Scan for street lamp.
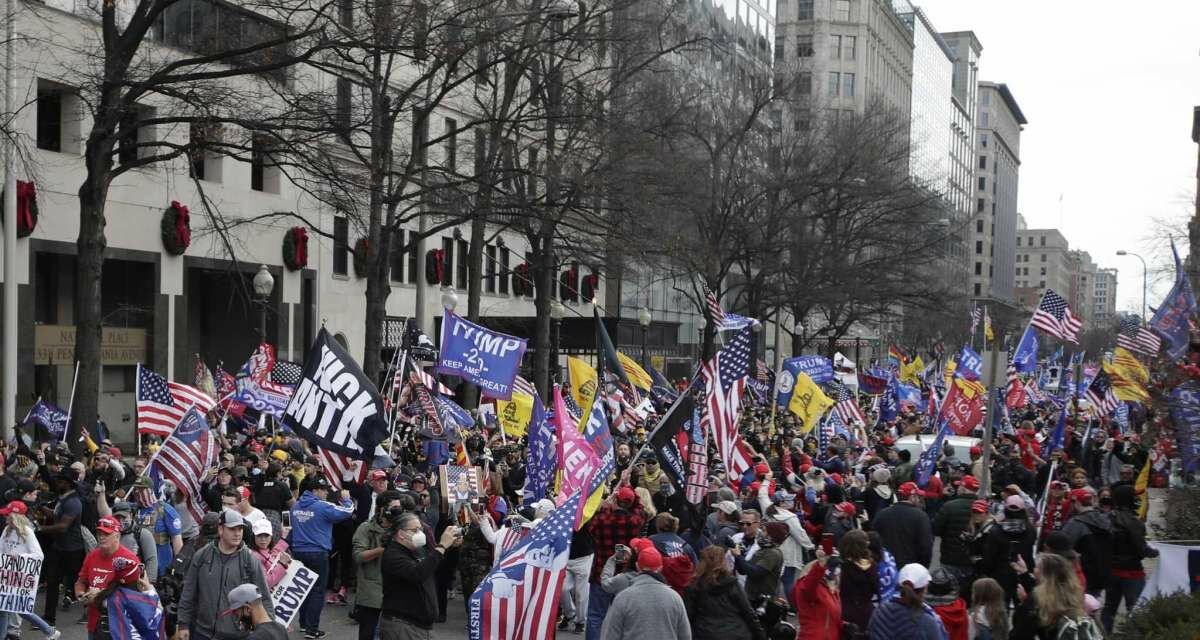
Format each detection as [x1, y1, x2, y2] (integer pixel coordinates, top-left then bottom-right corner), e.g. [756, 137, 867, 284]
[637, 306, 651, 368]
[550, 300, 565, 382]
[792, 321, 805, 356]
[440, 286, 459, 312]
[697, 316, 707, 362]
[1115, 250, 1147, 320]
[252, 265, 274, 342]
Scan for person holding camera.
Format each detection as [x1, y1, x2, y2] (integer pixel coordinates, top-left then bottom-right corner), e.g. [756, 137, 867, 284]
[352, 490, 403, 640]
[379, 512, 463, 640]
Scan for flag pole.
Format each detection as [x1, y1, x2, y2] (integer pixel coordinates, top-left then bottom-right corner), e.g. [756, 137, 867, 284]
[387, 349, 409, 456]
[65, 361, 79, 450]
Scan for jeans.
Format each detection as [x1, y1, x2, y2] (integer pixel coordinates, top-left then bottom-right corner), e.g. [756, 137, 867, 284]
[0, 611, 56, 637]
[1102, 576, 1145, 633]
[780, 566, 798, 599]
[42, 549, 84, 625]
[357, 606, 381, 640]
[378, 615, 431, 640]
[585, 586, 613, 640]
[293, 550, 331, 632]
[559, 554, 593, 624]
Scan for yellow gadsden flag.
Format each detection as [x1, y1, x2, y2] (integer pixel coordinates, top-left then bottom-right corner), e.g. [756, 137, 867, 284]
[616, 351, 654, 390]
[1106, 347, 1150, 403]
[567, 357, 598, 416]
[788, 372, 835, 433]
[900, 355, 924, 386]
[495, 392, 534, 437]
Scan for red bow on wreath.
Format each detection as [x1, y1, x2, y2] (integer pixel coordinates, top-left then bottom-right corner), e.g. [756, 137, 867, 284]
[15, 181, 35, 233]
[293, 227, 308, 267]
[170, 201, 191, 248]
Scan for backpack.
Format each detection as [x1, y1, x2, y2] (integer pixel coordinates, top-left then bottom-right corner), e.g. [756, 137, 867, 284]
[1056, 616, 1102, 640]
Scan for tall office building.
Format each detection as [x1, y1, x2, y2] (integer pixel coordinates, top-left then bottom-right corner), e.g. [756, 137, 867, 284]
[1093, 268, 1118, 325]
[1069, 250, 1098, 326]
[940, 31, 981, 231]
[1013, 228, 1072, 310]
[971, 82, 1026, 303]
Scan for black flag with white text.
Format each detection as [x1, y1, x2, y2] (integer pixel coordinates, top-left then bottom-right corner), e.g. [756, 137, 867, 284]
[283, 328, 390, 460]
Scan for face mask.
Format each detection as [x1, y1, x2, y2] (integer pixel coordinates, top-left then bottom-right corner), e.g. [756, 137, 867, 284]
[409, 531, 427, 548]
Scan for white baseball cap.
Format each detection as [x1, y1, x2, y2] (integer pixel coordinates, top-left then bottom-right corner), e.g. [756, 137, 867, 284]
[251, 518, 273, 537]
[898, 563, 932, 590]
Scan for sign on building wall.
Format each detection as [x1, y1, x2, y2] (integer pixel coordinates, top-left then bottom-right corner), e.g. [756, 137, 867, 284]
[34, 325, 147, 365]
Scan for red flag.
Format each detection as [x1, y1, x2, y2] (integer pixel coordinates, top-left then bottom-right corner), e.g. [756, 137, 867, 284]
[942, 382, 985, 436]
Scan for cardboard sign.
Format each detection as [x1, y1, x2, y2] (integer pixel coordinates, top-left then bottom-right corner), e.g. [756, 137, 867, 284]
[0, 554, 42, 614]
[270, 560, 319, 628]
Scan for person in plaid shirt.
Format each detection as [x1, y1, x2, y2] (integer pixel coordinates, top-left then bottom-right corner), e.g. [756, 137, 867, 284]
[585, 486, 645, 640]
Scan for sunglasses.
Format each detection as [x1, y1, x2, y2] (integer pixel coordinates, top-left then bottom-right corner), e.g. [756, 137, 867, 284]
[738, 521, 754, 527]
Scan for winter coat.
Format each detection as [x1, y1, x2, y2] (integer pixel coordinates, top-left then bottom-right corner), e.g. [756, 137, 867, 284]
[792, 562, 842, 640]
[862, 484, 896, 524]
[871, 502, 933, 568]
[251, 539, 290, 590]
[932, 495, 976, 567]
[600, 572, 692, 640]
[1061, 509, 1113, 590]
[177, 543, 273, 640]
[351, 518, 390, 609]
[682, 575, 766, 640]
[839, 558, 878, 632]
[1109, 508, 1158, 573]
[932, 599, 969, 640]
[981, 517, 1036, 605]
[868, 598, 948, 640]
[288, 490, 354, 553]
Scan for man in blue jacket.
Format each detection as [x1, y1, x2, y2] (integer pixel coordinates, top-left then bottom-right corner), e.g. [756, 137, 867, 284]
[289, 475, 355, 639]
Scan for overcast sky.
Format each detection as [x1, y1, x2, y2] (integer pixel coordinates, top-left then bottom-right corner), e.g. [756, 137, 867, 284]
[915, 0, 1200, 316]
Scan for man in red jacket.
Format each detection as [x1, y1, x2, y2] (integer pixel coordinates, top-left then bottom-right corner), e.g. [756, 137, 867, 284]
[926, 568, 968, 640]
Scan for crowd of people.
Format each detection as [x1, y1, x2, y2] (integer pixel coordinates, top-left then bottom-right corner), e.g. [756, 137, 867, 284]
[0, 379, 1166, 640]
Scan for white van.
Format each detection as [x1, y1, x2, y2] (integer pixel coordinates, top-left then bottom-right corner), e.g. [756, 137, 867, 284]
[894, 434, 982, 467]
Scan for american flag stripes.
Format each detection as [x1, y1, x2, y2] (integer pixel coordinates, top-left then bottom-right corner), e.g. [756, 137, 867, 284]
[317, 449, 365, 491]
[393, 367, 453, 397]
[970, 307, 982, 333]
[702, 283, 726, 328]
[1030, 289, 1083, 343]
[701, 327, 754, 477]
[136, 365, 217, 437]
[833, 383, 867, 427]
[1085, 370, 1121, 416]
[1116, 316, 1162, 356]
[512, 375, 537, 398]
[469, 491, 581, 640]
[148, 407, 218, 523]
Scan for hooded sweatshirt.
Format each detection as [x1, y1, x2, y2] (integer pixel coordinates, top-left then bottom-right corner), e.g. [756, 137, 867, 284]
[1061, 508, 1113, 589]
[931, 598, 969, 640]
[288, 490, 354, 553]
[177, 542, 274, 640]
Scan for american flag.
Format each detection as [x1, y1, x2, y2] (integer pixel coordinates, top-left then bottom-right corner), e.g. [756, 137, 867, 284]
[469, 491, 581, 640]
[970, 306, 982, 332]
[270, 360, 304, 386]
[193, 357, 216, 401]
[317, 448, 365, 491]
[1005, 362, 1026, 410]
[512, 375, 537, 398]
[702, 283, 726, 328]
[833, 382, 867, 427]
[701, 327, 753, 477]
[1030, 289, 1083, 343]
[148, 407, 218, 523]
[136, 365, 217, 437]
[214, 365, 245, 418]
[1085, 370, 1120, 416]
[684, 403, 708, 505]
[394, 367, 453, 397]
[1116, 315, 1162, 356]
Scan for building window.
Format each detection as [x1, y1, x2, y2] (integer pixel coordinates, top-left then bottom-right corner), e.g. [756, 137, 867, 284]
[974, 283, 981, 296]
[843, 73, 855, 97]
[980, 112, 989, 128]
[250, 135, 280, 193]
[774, 37, 785, 61]
[412, 108, 428, 167]
[441, 237, 454, 286]
[36, 82, 64, 152]
[456, 239, 469, 289]
[829, 35, 841, 60]
[188, 123, 215, 181]
[407, 231, 418, 283]
[335, 78, 352, 132]
[976, 219, 983, 233]
[833, 0, 850, 21]
[797, 0, 813, 19]
[797, 34, 813, 57]
[828, 72, 840, 97]
[974, 262, 982, 275]
[118, 105, 154, 164]
[977, 198, 984, 212]
[844, 35, 856, 60]
[1016, 236, 1021, 247]
[156, 0, 290, 83]
[338, 0, 353, 25]
[979, 155, 987, 169]
[975, 240, 983, 254]
[499, 246, 510, 294]
[485, 244, 497, 293]
[795, 72, 812, 95]
[980, 133, 988, 147]
[1040, 235, 1046, 246]
[978, 177, 985, 191]
[443, 117, 458, 169]
[333, 216, 349, 276]
[1041, 253, 1047, 262]
[390, 229, 405, 282]
[1039, 280, 1046, 288]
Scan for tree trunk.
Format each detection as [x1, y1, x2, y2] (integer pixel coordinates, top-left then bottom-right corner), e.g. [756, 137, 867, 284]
[531, 233, 555, 399]
[361, 62, 391, 383]
[73, 160, 110, 455]
[461, 215, 484, 409]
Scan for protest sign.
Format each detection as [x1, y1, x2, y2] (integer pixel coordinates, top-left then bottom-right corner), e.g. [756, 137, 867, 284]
[270, 561, 319, 628]
[0, 554, 42, 614]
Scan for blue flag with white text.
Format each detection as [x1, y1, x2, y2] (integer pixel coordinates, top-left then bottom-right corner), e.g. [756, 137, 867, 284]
[438, 310, 528, 400]
[1012, 325, 1039, 374]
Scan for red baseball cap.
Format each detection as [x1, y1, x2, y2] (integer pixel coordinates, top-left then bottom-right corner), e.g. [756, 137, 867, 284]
[754, 463, 770, 476]
[971, 500, 989, 514]
[835, 502, 856, 517]
[0, 501, 26, 517]
[96, 516, 121, 535]
[881, 436, 896, 446]
[369, 469, 388, 482]
[960, 475, 980, 491]
[829, 473, 843, 485]
[969, 446, 982, 458]
[897, 482, 926, 499]
[1071, 488, 1095, 505]
[237, 486, 251, 501]
[631, 539, 663, 572]
[616, 487, 636, 504]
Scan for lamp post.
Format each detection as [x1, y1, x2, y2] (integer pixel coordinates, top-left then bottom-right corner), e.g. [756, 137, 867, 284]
[1115, 250, 1147, 321]
[440, 286, 459, 313]
[638, 306, 651, 368]
[697, 316, 707, 362]
[252, 265, 275, 343]
[792, 321, 805, 356]
[550, 300, 564, 382]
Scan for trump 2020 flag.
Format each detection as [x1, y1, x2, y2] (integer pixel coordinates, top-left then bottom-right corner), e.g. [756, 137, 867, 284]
[1151, 240, 1198, 361]
[438, 310, 528, 400]
[521, 396, 556, 507]
[107, 586, 165, 640]
[1012, 325, 1039, 374]
[282, 328, 390, 459]
[469, 491, 582, 640]
[23, 399, 68, 441]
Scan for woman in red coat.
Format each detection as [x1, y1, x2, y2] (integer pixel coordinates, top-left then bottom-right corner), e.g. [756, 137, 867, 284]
[791, 549, 842, 640]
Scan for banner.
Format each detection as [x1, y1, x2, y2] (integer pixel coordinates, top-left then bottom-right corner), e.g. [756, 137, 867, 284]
[437, 311, 528, 400]
[0, 553, 41, 613]
[788, 372, 834, 432]
[1012, 325, 1039, 374]
[554, 388, 600, 518]
[282, 328, 390, 459]
[269, 560, 319, 627]
[1137, 542, 1200, 605]
[521, 397, 556, 507]
[1149, 240, 1197, 361]
[790, 356, 834, 385]
[496, 392, 534, 438]
[567, 358, 598, 417]
[1169, 381, 1200, 473]
[22, 400, 68, 441]
[647, 395, 694, 494]
[833, 352, 858, 389]
[942, 381, 985, 436]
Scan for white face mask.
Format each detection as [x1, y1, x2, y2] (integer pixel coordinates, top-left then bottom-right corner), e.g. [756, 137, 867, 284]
[409, 531, 427, 548]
